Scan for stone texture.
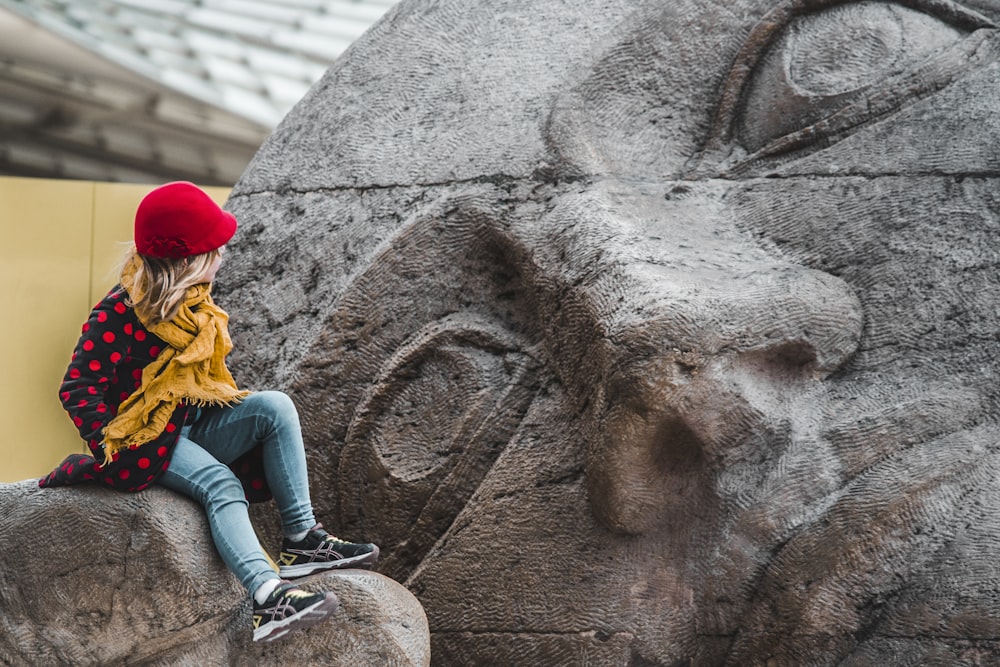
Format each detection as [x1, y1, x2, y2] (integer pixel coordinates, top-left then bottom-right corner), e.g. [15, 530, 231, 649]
[214, 0, 1000, 664]
[0, 480, 429, 666]
[23, 0, 999, 665]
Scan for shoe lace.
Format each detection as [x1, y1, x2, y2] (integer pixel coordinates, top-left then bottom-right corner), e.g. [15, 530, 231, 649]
[283, 588, 312, 600]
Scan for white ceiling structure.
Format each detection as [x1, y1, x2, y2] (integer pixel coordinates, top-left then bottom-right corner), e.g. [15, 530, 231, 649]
[0, 0, 396, 184]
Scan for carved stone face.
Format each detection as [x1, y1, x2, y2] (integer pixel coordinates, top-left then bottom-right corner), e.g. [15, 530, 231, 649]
[220, 0, 1000, 663]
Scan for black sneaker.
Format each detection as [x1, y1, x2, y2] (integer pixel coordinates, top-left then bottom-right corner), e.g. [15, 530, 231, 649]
[278, 523, 380, 578]
[252, 581, 339, 643]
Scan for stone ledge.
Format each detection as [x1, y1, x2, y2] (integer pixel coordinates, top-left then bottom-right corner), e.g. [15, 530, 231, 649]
[0, 479, 429, 666]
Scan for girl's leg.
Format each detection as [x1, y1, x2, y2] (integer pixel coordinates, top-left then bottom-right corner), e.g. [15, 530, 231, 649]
[186, 390, 379, 579]
[186, 390, 317, 537]
[157, 435, 279, 595]
[159, 415, 345, 645]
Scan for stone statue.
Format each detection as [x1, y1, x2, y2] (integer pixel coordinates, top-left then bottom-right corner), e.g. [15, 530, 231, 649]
[217, 0, 1000, 664]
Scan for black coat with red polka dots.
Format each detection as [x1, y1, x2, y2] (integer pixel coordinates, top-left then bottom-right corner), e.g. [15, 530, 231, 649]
[39, 286, 270, 502]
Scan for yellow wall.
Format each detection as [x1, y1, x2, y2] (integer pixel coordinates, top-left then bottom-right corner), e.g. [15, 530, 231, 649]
[0, 177, 230, 483]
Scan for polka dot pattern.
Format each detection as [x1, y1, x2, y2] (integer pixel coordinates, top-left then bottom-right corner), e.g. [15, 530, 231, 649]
[42, 284, 272, 501]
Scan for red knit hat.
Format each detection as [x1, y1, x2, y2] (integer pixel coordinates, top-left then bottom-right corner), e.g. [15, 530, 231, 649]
[134, 181, 238, 258]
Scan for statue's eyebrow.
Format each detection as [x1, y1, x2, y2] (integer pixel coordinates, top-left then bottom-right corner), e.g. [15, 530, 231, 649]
[915, 0, 999, 29]
[704, 0, 996, 149]
[958, 0, 1000, 17]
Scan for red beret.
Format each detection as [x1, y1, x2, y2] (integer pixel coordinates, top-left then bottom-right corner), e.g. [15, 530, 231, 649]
[134, 181, 238, 258]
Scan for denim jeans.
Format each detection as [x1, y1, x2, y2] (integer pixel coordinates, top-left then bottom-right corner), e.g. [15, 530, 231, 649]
[157, 390, 316, 595]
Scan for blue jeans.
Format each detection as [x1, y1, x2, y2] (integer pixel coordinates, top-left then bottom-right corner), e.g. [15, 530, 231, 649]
[157, 390, 316, 595]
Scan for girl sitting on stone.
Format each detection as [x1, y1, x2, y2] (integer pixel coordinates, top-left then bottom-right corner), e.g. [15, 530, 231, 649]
[40, 181, 379, 643]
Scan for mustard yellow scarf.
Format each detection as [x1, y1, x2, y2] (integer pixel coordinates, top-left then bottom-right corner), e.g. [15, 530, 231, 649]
[101, 257, 250, 464]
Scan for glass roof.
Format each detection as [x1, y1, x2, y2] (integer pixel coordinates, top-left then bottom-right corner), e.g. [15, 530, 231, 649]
[0, 0, 397, 184]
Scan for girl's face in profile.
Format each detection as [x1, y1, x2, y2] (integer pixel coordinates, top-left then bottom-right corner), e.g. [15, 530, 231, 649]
[199, 246, 225, 284]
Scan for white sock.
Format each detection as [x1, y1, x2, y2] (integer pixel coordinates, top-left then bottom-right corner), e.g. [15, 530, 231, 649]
[253, 578, 281, 605]
[286, 529, 309, 542]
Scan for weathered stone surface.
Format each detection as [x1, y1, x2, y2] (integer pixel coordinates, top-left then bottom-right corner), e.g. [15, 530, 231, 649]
[209, 1, 1000, 665]
[0, 480, 429, 666]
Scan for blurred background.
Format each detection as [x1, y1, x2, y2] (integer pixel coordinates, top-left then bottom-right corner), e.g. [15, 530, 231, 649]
[0, 0, 397, 184]
[0, 0, 397, 482]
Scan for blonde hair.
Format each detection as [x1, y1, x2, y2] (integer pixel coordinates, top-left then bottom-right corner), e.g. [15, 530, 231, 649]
[121, 245, 221, 325]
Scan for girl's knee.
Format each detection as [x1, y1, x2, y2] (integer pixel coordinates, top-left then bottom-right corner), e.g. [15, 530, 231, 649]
[208, 473, 249, 509]
[247, 390, 297, 416]
[245, 391, 300, 433]
[178, 463, 247, 509]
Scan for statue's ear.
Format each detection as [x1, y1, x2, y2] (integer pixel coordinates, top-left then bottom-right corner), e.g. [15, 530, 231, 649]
[337, 315, 540, 581]
[288, 203, 545, 582]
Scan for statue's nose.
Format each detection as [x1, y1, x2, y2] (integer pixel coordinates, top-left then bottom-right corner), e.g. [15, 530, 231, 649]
[506, 184, 863, 533]
[574, 260, 863, 535]
[519, 187, 864, 536]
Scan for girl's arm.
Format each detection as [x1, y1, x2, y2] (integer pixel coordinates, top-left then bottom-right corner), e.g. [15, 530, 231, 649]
[59, 287, 134, 457]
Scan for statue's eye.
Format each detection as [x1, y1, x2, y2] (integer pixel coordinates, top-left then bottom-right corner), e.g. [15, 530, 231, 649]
[740, 2, 965, 150]
[691, 0, 997, 176]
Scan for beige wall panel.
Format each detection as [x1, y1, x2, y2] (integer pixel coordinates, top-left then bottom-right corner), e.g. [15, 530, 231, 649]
[0, 177, 94, 483]
[1, 178, 231, 483]
[90, 182, 154, 303]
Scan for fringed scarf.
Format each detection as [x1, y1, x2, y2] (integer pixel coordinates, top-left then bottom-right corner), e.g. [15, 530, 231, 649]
[101, 256, 250, 464]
